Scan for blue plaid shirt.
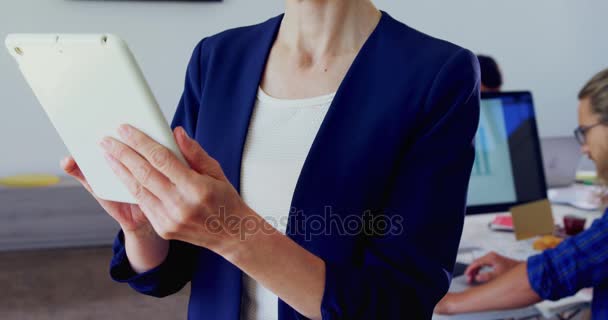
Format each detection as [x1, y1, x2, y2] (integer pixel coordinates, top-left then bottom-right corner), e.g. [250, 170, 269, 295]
[527, 210, 608, 319]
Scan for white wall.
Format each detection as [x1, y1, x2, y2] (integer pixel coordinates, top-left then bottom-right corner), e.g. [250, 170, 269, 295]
[1, 0, 606, 177]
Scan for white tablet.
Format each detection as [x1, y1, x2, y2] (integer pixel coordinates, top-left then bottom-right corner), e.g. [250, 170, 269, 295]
[5, 34, 188, 204]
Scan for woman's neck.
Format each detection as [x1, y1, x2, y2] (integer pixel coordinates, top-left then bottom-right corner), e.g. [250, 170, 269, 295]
[279, 0, 381, 59]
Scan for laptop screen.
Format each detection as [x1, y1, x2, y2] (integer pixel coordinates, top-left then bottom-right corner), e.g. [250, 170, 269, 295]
[467, 92, 547, 214]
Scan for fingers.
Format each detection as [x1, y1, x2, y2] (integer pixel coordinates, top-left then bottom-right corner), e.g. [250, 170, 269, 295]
[116, 124, 193, 186]
[100, 135, 179, 204]
[136, 200, 173, 237]
[464, 260, 486, 279]
[102, 153, 175, 233]
[61, 156, 81, 180]
[61, 156, 93, 193]
[102, 154, 174, 238]
[174, 126, 226, 181]
[474, 270, 497, 283]
[465, 265, 483, 284]
[103, 152, 164, 210]
[60, 156, 77, 175]
[464, 253, 496, 283]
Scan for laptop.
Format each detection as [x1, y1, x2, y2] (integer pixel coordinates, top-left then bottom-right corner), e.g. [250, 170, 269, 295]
[540, 137, 581, 188]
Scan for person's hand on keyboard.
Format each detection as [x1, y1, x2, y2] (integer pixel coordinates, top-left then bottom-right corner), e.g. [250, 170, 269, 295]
[465, 251, 521, 284]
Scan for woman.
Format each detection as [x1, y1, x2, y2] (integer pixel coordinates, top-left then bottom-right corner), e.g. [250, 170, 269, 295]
[62, 1, 480, 319]
[435, 69, 608, 319]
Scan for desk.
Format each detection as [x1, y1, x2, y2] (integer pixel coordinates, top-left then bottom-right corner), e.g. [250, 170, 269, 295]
[433, 204, 603, 320]
[458, 205, 603, 263]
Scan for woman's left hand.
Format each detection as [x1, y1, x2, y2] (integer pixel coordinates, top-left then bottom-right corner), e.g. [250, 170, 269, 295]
[99, 124, 252, 255]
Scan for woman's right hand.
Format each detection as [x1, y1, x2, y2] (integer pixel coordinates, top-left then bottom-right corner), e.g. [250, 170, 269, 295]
[60, 156, 151, 234]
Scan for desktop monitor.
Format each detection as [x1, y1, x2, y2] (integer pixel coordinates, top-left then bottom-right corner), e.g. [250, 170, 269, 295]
[466, 91, 547, 215]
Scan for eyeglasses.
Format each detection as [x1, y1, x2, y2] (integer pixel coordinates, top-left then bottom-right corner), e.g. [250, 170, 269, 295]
[574, 121, 607, 145]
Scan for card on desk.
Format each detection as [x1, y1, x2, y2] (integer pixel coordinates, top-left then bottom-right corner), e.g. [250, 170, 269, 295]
[510, 199, 555, 240]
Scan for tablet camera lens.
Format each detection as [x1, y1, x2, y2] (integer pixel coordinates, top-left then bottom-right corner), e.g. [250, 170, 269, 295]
[101, 36, 108, 45]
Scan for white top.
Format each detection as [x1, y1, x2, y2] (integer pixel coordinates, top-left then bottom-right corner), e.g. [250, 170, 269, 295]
[239, 87, 335, 320]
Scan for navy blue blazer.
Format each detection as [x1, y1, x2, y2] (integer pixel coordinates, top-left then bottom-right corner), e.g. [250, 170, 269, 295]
[110, 11, 480, 320]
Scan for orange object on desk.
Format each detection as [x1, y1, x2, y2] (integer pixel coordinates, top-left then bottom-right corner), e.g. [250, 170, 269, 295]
[533, 235, 563, 251]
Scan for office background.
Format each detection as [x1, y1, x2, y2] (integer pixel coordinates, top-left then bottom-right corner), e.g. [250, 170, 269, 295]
[1, 0, 607, 178]
[1, 1, 606, 319]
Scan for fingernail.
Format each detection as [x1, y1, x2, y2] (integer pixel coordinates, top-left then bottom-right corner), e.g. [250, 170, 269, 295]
[60, 157, 68, 167]
[118, 124, 131, 138]
[99, 137, 112, 149]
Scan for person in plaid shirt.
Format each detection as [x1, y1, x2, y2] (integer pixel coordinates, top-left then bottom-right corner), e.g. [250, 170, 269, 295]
[435, 68, 608, 319]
